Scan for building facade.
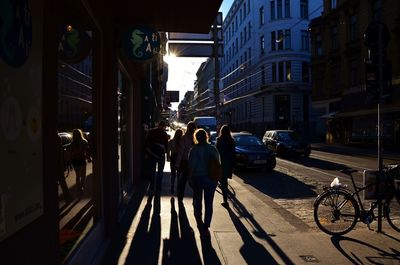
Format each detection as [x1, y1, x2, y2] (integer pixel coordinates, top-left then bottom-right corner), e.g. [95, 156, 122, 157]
[310, 0, 400, 147]
[192, 58, 217, 117]
[220, 0, 322, 138]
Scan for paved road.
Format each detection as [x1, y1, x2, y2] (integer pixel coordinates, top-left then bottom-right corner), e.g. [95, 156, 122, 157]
[233, 147, 400, 230]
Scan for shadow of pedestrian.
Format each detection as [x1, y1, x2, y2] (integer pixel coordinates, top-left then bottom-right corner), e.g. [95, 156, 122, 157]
[162, 198, 202, 265]
[331, 235, 400, 264]
[200, 236, 222, 265]
[228, 192, 295, 265]
[125, 194, 161, 265]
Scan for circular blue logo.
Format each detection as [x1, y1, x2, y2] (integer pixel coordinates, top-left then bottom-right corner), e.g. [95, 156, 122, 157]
[122, 25, 161, 60]
[0, 0, 32, 67]
[58, 25, 92, 63]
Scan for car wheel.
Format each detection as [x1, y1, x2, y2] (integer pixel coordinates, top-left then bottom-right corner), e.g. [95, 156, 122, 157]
[266, 157, 276, 171]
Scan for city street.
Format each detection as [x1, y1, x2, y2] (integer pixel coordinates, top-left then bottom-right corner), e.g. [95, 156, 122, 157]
[233, 145, 400, 229]
[101, 143, 400, 265]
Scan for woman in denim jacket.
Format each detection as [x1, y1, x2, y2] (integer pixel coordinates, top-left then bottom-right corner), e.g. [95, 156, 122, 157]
[188, 128, 221, 237]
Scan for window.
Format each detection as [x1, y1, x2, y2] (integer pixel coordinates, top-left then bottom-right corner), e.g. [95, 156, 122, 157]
[331, 25, 338, 50]
[349, 15, 357, 42]
[244, 26, 247, 42]
[277, 0, 282, 19]
[301, 30, 310, 50]
[331, 0, 337, 9]
[248, 22, 252, 38]
[285, 29, 291, 49]
[244, 3, 246, 15]
[373, 0, 382, 21]
[240, 32, 243, 47]
[261, 65, 265, 84]
[270, 1, 275, 20]
[300, 0, 308, 19]
[284, 0, 290, 18]
[315, 34, 323, 56]
[236, 38, 238, 52]
[278, 30, 284, 50]
[260, 36, 265, 55]
[285, 61, 291, 81]
[272, 62, 277, 82]
[260, 6, 265, 26]
[271, 31, 276, 51]
[278, 61, 284, 82]
[302, 62, 309, 82]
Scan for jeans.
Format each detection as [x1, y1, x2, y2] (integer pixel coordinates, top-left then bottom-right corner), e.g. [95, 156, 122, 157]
[192, 176, 217, 228]
[149, 154, 165, 192]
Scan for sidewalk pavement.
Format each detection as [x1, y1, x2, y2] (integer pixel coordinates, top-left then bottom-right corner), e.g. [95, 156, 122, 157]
[311, 142, 400, 162]
[100, 164, 400, 265]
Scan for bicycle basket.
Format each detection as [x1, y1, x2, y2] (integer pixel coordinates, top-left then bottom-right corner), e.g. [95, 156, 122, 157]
[385, 164, 400, 191]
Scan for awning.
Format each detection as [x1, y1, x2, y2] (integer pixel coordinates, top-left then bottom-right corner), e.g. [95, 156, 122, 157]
[335, 105, 400, 118]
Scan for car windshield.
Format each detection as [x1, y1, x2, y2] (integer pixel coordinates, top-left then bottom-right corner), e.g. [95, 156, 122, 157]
[234, 135, 263, 146]
[277, 131, 299, 141]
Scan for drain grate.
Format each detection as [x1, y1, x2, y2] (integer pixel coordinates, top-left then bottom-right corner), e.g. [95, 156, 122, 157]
[299, 255, 319, 263]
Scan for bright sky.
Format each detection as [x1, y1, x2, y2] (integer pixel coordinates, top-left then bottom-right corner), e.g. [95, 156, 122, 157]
[165, 0, 233, 111]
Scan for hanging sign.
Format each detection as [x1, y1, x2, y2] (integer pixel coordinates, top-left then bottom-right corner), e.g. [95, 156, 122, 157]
[0, 0, 33, 67]
[122, 25, 160, 60]
[58, 25, 91, 63]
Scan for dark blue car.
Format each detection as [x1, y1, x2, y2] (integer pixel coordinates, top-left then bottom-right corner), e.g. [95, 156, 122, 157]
[232, 132, 276, 171]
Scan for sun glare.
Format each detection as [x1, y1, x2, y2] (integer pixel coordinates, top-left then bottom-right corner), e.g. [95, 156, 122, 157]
[164, 53, 177, 64]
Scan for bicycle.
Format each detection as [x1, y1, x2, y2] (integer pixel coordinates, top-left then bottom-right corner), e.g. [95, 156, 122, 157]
[313, 164, 400, 236]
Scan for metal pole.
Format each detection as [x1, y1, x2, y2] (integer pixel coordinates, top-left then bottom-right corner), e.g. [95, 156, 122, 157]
[213, 19, 220, 125]
[377, 22, 383, 233]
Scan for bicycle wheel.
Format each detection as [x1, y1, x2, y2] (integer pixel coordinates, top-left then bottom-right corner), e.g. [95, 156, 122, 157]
[386, 193, 400, 232]
[314, 189, 359, 235]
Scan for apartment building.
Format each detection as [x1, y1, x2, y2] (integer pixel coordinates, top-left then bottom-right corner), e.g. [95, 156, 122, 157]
[220, 0, 322, 137]
[310, 0, 400, 146]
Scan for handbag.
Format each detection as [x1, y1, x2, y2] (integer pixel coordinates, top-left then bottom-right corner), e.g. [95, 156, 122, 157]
[208, 157, 222, 181]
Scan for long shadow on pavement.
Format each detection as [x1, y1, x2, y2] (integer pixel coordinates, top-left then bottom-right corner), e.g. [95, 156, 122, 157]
[331, 235, 400, 264]
[124, 194, 161, 265]
[162, 198, 203, 265]
[227, 192, 295, 265]
[101, 181, 149, 265]
[235, 169, 317, 199]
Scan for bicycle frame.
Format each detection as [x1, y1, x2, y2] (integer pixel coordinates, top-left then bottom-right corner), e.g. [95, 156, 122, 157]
[340, 170, 395, 218]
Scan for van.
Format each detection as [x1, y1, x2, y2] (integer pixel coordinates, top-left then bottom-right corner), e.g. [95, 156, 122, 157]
[193, 116, 217, 132]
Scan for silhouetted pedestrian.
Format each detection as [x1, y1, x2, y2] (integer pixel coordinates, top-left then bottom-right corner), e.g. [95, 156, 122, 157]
[167, 128, 183, 194]
[175, 121, 196, 202]
[145, 120, 169, 193]
[216, 125, 236, 207]
[188, 128, 220, 237]
[71, 128, 91, 196]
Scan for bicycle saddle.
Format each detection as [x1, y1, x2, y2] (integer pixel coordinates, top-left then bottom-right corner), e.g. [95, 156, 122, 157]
[340, 169, 357, 175]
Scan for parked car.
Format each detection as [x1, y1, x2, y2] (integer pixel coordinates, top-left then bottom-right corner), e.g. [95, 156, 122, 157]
[262, 130, 311, 157]
[58, 132, 73, 176]
[232, 132, 276, 171]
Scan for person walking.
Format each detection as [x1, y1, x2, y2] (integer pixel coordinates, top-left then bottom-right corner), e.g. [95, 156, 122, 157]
[175, 121, 196, 202]
[216, 125, 236, 207]
[71, 128, 91, 196]
[188, 128, 221, 237]
[145, 120, 169, 194]
[167, 128, 183, 194]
